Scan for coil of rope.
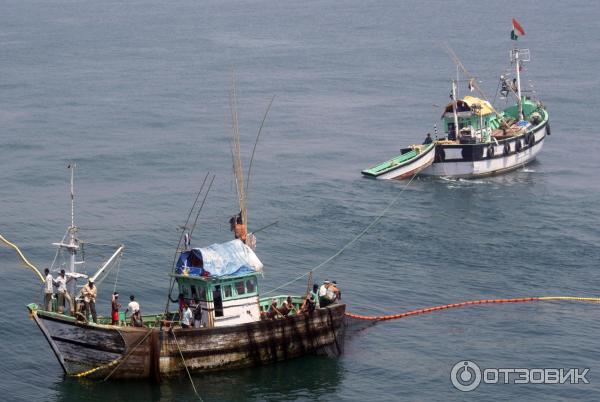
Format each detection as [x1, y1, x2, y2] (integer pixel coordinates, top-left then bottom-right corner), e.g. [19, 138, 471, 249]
[345, 296, 600, 321]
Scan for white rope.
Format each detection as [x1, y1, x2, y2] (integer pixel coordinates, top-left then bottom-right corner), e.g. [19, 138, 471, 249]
[263, 172, 420, 295]
[172, 330, 203, 401]
[112, 255, 122, 294]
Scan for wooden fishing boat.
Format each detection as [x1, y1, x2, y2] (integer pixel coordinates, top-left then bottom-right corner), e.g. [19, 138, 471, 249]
[27, 292, 345, 380]
[24, 110, 346, 381]
[363, 23, 550, 179]
[361, 143, 435, 180]
[25, 176, 346, 380]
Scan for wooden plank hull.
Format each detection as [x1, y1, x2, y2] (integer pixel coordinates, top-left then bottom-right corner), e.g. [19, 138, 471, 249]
[29, 303, 346, 380]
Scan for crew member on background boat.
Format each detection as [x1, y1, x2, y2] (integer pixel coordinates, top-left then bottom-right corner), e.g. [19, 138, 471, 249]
[181, 303, 193, 328]
[229, 213, 247, 243]
[43, 268, 54, 311]
[423, 133, 433, 144]
[81, 278, 97, 323]
[111, 292, 121, 325]
[318, 280, 330, 307]
[55, 269, 74, 315]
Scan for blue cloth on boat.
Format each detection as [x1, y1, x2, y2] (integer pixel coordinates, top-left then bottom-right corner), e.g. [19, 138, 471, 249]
[176, 239, 263, 278]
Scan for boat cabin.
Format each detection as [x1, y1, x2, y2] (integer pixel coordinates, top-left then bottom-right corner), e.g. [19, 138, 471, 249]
[442, 96, 501, 143]
[173, 239, 263, 328]
[172, 272, 261, 328]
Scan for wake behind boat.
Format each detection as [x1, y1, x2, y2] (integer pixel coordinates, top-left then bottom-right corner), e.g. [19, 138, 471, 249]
[362, 20, 550, 180]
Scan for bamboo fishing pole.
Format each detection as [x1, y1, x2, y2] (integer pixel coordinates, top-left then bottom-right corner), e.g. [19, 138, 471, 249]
[245, 95, 275, 197]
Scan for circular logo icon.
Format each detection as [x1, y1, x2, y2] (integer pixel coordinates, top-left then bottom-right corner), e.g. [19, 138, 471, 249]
[451, 360, 482, 392]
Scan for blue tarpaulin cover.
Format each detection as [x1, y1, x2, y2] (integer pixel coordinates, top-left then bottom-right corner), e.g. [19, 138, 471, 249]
[176, 239, 263, 278]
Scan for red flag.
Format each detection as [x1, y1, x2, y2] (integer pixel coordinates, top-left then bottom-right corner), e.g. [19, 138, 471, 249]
[511, 18, 525, 40]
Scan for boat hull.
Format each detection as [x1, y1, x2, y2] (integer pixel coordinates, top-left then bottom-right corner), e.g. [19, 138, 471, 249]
[29, 303, 346, 380]
[420, 121, 548, 178]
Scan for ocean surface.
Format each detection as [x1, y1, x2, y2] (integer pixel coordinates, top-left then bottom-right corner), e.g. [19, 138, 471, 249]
[1, 0, 599, 401]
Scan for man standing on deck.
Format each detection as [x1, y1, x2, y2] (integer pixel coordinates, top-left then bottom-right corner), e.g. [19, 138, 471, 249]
[43, 268, 54, 311]
[126, 295, 140, 319]
[423, 133, 433, 144]
[318, 280, 330, 307]
[111, 293, 121, 325]
[81, 278, 97, 323]
[230, 212, 247, 243]
[181, 303, 193, 328]
[55, 269, 74, 315]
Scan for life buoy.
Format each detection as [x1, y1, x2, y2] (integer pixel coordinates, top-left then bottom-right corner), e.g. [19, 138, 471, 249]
[503, 142, 510, 156]
[487, 145, 494, 158]
[515, 140, 522, 152]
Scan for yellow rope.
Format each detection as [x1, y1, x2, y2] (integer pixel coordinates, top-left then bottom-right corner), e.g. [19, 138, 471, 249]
[69, 329, 153, 379]
[0, 233, 44, 282]
[538, 296, 600, 302]
[103, 329, 153, 381]
[69, 358, 121, 378]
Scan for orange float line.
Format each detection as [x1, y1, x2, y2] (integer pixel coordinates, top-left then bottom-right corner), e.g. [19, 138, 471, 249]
[345, 297, 544, 321]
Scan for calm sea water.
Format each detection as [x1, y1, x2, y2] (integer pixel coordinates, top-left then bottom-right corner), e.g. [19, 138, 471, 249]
[1, 0, 599, 401]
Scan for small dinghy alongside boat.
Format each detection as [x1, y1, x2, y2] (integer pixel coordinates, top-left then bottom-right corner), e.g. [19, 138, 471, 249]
[361, 143, 435, 180]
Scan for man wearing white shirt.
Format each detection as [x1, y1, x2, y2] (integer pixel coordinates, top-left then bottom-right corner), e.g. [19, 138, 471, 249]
[55, 270, 74, 315]
[126, 295, 140, 314]
[44, 268, 54, 311]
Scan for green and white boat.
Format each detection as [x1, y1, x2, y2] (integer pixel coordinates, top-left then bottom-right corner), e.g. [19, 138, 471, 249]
[363, 27, 550, 179]
[361, 143, 436, 180]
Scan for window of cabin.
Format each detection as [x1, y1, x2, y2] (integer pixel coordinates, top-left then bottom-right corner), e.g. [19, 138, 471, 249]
[213, 285, 224, 317]
[235, 281, 246, 296]
[180, 284, 189, 298]
[199, 286, 206, 301]
[223, 285, 232, 298]
[246, 278, 256, 293]
[190, 285, 198, 301]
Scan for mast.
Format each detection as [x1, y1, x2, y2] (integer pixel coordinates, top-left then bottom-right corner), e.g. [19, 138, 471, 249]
[455, 65, 460, 100]
[509, 47, 530, 121]
[451, 80, 460, 139]
[63, 163, 80, 295]
[514, 49, 523, 120]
